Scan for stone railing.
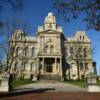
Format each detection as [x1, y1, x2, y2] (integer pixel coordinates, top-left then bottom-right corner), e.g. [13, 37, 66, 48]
[87, 75, 100, 92]
[0, 75, 9, 92]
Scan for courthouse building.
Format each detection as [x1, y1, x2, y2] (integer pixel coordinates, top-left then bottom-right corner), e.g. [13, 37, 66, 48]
[8, 12, 96, 80]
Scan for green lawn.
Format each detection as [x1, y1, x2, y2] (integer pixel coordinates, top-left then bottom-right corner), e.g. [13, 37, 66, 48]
[12, 79, 37, 89]
[97, 80, 100, 86]
[65, 80, 100, 88]
[64, 80, 87, 88]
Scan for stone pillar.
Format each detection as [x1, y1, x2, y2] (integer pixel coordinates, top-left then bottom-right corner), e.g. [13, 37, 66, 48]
[60, 57, 62, 77]
[55, 58, 57, 73]
[42, 57, 44, 74]
[87, 75, 100, 92]
[0, 74, 10, 92]
[37, 58, 39, 74]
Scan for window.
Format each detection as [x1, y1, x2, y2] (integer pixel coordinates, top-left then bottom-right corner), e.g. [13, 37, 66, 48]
[31, 62, 35, 71]
[80, 63, 83, 70]
[32, 47, 35, 57]
[85, 63, 88, 70]
[83, 36, 85, 40]
[16, 47, 20, 56]
[14, 62, 18, 71]
[45, 45, 48, 53]
[24, 62, 27, 71]
[70, 47, 73, 53]
[80, 36, 82, 40]
[84, 48, 87, 57]
[50, 45, 54, 53]
[24, 62, 30, 71]
[65, 48, 68, 56]
[78, 48, 81, 52]
[24, 47, 28, 56]
[72, 74, 76, 77]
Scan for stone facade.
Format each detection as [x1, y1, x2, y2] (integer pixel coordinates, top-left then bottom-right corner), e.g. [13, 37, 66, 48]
[8, 12, 96, 81]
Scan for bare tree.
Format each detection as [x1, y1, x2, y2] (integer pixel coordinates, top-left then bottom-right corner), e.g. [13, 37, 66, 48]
[65, 42, 92, 80]
[0, 0, 26, 28]
[53, 0, 100, 31]
[0, 0, 26, 72]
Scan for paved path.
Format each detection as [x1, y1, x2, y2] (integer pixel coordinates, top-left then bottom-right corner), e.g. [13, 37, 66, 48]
[15, 81, 87, 92]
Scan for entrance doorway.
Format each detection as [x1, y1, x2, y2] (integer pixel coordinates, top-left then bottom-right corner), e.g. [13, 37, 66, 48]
[46, 65, 52, 72]
[45, 58, 54, 73]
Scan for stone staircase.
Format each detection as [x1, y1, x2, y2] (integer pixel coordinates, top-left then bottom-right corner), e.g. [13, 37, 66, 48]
[38, 74, 62, 81]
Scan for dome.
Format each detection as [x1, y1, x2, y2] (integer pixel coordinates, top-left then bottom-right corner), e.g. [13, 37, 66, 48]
[48, 12, 53, 16]
[44, 12, 56, 24]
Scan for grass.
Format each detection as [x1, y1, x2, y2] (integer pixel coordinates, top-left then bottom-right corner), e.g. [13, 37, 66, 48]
[12, 79, 37, 89]
[97, 80, 100, 86]
[65, 80, 100, 88]
[64, 80, 87, 88]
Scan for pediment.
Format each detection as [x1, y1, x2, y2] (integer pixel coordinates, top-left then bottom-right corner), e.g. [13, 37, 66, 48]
[39, 29, 61, 34]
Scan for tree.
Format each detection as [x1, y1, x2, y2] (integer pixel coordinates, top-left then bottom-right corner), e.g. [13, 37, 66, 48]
[65, 38, 92, 80]
[0, 0, 25, 28]
[0, 0, 26, 72]
[53, 0, 100, 31]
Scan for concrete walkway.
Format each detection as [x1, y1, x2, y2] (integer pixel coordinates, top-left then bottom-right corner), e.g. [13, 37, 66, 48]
[15, 81, 87, 92]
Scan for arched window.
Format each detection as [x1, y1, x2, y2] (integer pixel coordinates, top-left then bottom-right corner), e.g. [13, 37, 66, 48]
[70, 47, 73, 53]
[71, 63, 74, 68]
[45, 45, 48, 53]
[16, 47, 20, 57]
[80, 36, 82, 40]
[50, 45, 54, 53]
[24, 62, 27, 71]
[32, 47, 35, 57]
[24, 62, 30, 71]
[85, 63, 88, 70]
[31, 62, 35, 71]
[24, 47, 28, 57]
[83, 48, 87, 57]
[83, 36, 84, 40]
[80, 63, 83, 70]
[78, 47, 81, 53]
[14, 62, 18, 71]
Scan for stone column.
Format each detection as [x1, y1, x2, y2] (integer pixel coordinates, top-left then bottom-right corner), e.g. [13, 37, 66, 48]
[37, 58, 39, 74]
[42, 57, 44, 74]
[60, 57, 62, 76]
[55, 58, 57, 73]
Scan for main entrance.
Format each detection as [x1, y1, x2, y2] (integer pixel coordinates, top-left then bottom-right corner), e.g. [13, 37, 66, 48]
[45, 58, 54, 73]
[38, 57, 62, 80]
